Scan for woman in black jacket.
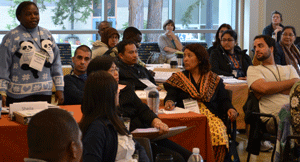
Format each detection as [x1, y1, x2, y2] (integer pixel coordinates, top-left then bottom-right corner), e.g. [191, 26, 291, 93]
[210, 30, 252, 79]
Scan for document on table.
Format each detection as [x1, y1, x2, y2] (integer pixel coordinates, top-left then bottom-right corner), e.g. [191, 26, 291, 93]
[131, 126, 194, 141]
[158, 107, 190, 114]
[140, 78, 157, 88]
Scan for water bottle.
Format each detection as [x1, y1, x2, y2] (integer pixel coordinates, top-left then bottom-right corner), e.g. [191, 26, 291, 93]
[147, 89, 159, 115]
[187, 148, 203, 162]
[177, 54, 183, 67]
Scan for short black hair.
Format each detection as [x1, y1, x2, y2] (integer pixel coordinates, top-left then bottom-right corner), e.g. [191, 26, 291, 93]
[282, 25, 297, 37]
[87, 55, 117, 76]
[16, 1, 38, 17]
[74, 45, 92, 57]
[221, 29, 237, 41]
[27, 108, 80, 161]
[271, 10, 283, 21]
[163, 19, 175, 31]
[117, 40, 137, 54]
[254, 35, 276, 49]
[98, 20, 110, 30]
[123, 27, 142, 40]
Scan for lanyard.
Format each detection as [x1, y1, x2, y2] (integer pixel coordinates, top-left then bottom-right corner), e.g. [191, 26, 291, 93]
[26, 27, 42, 50]
[228, 54, 240, 69]
[262, 65, 281, 81]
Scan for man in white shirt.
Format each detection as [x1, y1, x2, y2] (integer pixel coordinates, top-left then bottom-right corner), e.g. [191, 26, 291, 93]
[247, 35, 300, 135]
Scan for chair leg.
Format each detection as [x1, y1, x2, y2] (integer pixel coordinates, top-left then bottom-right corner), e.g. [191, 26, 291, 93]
[247, 152, 251, 162]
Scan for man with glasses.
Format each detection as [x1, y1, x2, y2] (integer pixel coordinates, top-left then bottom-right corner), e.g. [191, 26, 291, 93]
[63, 45, 91, 105]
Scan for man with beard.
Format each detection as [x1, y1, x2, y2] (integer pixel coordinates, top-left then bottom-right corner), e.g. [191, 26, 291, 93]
[63, 45, 91, 105]
[247, 35, 299, 150]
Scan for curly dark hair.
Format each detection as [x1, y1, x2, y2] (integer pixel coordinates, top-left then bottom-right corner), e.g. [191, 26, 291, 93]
[184, 43, 210, 75]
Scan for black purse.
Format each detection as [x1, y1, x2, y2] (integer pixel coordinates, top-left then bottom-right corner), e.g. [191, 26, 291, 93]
[243, 91, 260, 124]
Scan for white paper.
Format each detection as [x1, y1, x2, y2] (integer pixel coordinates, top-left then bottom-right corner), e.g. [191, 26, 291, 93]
[131, 126, 187, 133]
[183, 99, 200, 114]
[29, 51, 46, 71]
[9, 101, 48, 119]
[158, 107, 190, 114]
[135, 90, 166, 100]
[139, 78, 157, 88]
[16, 109, 45, 117]
[223, 78, 247, 84]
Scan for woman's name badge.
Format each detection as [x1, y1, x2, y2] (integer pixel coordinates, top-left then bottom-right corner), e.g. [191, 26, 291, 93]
[232, 70, 237, 77]
[183, 99, 200, 114]
[29, 51, 46, 72]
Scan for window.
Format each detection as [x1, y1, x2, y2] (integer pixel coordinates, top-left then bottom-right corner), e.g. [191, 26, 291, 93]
[0, 0, 237, 48]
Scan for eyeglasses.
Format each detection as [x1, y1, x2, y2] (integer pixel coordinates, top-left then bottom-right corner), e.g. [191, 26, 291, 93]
[221, 39, 235, 42]
[109, 67, 119, 74]
[282, 33, 295, 37]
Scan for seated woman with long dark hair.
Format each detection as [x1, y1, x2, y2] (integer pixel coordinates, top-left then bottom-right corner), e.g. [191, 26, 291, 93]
[210, 29, 252, 79]
[207, 23, 232, 55]
[79, 71, 149, 162]
[86, 56, 192, 162]
[164, 43, 238, 162]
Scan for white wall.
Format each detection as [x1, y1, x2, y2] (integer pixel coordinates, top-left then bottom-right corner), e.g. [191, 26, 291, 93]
[265, 0, 300, 29]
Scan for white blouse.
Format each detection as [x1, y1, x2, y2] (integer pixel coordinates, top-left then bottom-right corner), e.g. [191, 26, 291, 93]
[115, 134, 137, 162]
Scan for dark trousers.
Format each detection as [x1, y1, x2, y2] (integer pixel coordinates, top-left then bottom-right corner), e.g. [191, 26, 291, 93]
[6, 95, 52, 106]
[152, 139, 192, 162]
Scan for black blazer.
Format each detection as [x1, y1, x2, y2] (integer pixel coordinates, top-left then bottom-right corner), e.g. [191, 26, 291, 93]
[118, 60, 156, 90]
[210, 45, 252, 77]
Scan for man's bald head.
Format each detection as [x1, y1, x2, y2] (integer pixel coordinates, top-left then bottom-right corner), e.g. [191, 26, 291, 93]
[98, 21, 111, 37]
[27, 108, 82, 162]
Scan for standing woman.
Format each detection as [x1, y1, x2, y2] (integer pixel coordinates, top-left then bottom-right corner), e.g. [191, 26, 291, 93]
[80, 71, 149, 162]
[92, 27, 120, 59]
[207, 23, 232, 55]
[158, 19, 183, 63]
[275, 26, 300, 75]
[0, 1, 64, 106]
[263, 10, 284, 42]
[210, 30, 252, 79]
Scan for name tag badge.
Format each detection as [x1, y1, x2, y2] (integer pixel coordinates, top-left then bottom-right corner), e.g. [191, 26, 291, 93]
[29, 51, 46, 72]
[232, 70, 237, 77]
[183, 98, 200, 114]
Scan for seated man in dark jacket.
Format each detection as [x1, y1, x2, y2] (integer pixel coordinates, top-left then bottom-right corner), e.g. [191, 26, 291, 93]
[63, 45, 91, 105]
[117, 40, 156, 90]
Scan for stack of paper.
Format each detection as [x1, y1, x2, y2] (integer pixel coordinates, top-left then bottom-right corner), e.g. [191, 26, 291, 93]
[132, 126, 194, 141]
[158, 107, 190, 114]
[223, 78, 247, 84]
[14, 109, 45, 125]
